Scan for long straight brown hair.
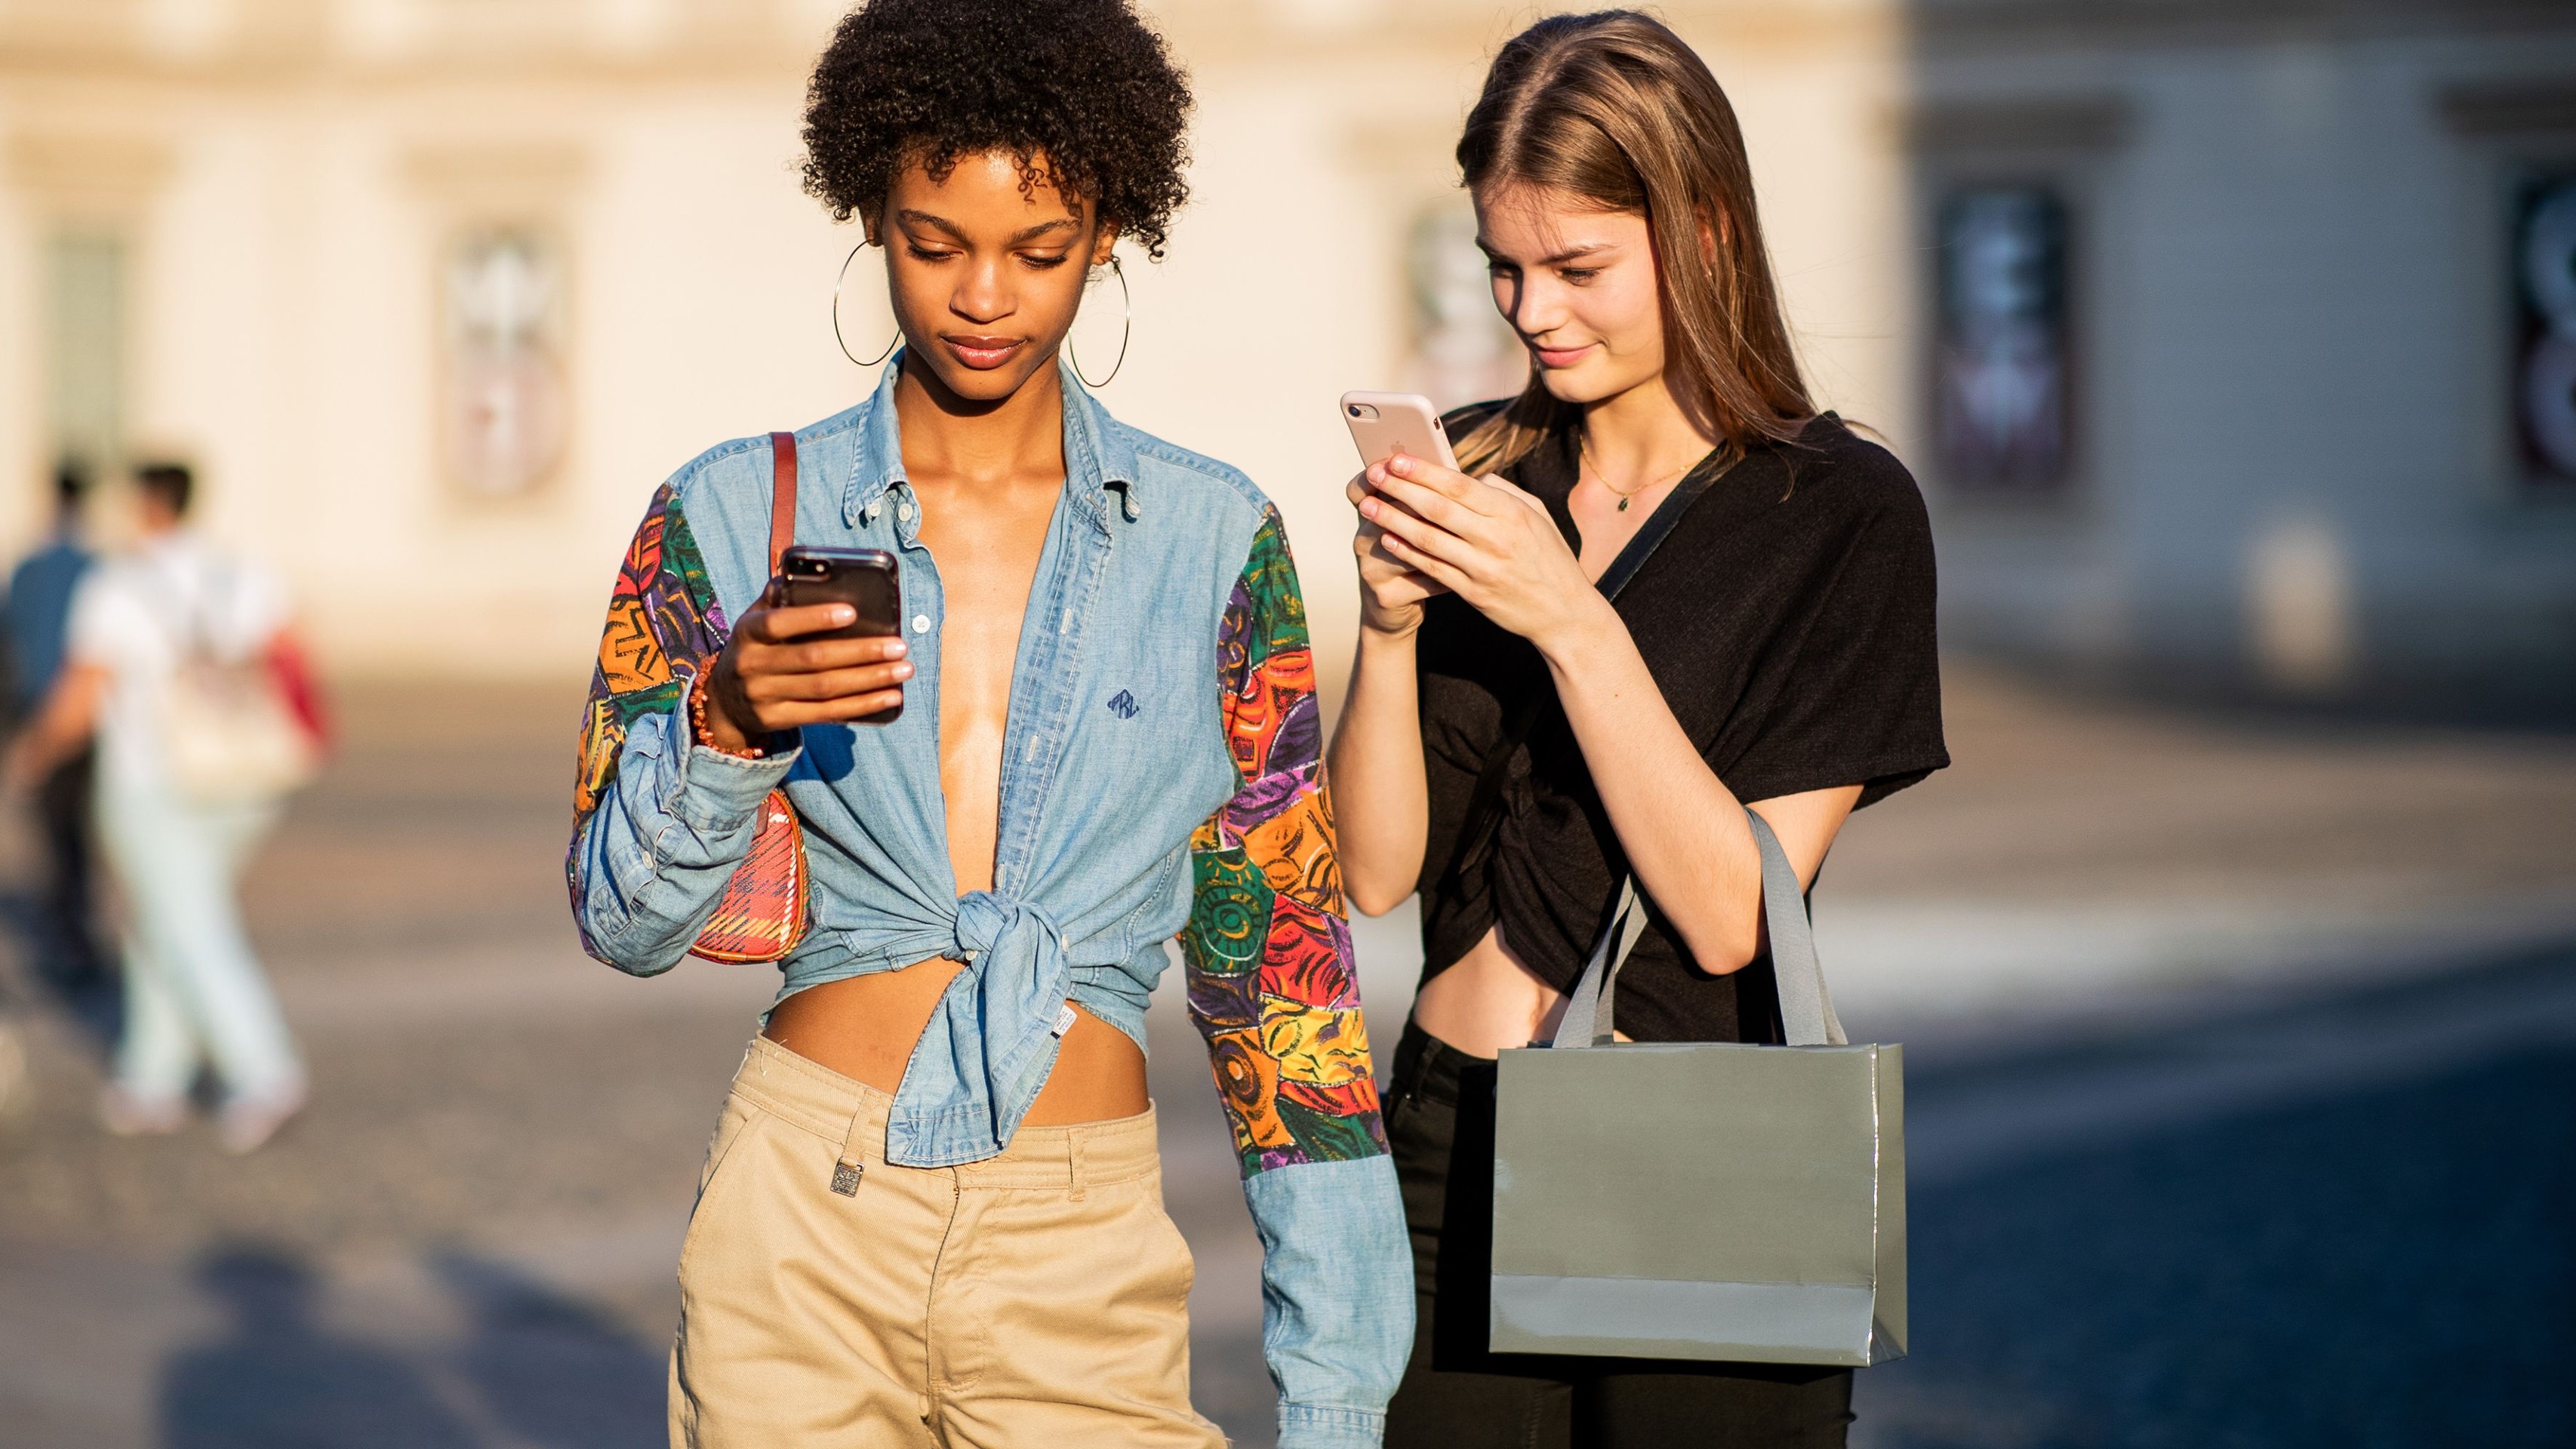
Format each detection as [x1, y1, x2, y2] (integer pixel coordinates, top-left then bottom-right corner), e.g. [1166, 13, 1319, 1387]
[1453, 10, 1813, 475]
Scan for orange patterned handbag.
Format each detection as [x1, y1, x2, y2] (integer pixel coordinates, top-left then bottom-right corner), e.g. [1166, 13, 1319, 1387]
[688, 432, 811, 964]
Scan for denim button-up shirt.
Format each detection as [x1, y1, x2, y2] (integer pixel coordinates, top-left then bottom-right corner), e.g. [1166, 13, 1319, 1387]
[567, 361, 1410, 1447]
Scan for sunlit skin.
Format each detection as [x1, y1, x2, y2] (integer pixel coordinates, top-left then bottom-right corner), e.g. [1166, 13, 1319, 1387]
[1327, 182, 1861, 1057]
[701, 151, 1144, 1124]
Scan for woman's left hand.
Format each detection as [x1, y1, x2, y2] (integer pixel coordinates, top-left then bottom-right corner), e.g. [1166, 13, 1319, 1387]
[1358, 453, 1612, 654]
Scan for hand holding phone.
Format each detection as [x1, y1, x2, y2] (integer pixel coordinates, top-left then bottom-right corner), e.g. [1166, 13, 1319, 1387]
[1338, 392, 1460, 632]
[700, 547, 911, 750]
[1341, 392, 1604, 652]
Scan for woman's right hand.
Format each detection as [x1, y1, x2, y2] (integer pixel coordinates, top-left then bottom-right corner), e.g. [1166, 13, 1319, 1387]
[1347, 470, 1449, 638]
[698, 602, 913, 753]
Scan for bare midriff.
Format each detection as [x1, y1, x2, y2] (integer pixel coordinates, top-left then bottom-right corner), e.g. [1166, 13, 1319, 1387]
[1408, 925, 1564, 1060]
[761, 961, 1147, 1125]
[1408, 923, 1635, 1059]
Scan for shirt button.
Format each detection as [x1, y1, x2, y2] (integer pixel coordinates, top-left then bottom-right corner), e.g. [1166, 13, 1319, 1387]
[865, 501, 881, 520]
[910, 614, 931, 634]
[898, 503, 916, 521]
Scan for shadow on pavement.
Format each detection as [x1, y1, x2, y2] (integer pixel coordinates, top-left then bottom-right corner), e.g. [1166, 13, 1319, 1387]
[161, 1246, 477, 1449]
[1860, 943, 2576, 1448]
[158, 1245, 667, 1449]
[434, 1252, 668, 1449]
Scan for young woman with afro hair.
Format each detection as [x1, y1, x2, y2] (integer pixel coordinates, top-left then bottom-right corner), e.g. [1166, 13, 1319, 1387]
[565, 2, 1410, 1446]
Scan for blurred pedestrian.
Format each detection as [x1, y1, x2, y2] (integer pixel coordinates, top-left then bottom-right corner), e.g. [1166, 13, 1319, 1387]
[4, 462, 325, 1153]
[1331, 14, 1949, 1448]
[3, 459, 106, 995]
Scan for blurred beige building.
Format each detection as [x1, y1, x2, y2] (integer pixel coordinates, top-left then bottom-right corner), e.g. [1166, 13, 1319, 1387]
[0, 0, 1908, 694]
[5, 0, 2570, 706]
[1909, 1, 2576, 708]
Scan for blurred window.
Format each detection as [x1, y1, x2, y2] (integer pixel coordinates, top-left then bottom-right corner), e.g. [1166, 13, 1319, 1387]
[1934, 186, 2070, 494]
[44, 231, 125, 475]
[441, 227, 569, 500]
[1405, 202, 1525, 414]
[2514, 173, 2576, 489]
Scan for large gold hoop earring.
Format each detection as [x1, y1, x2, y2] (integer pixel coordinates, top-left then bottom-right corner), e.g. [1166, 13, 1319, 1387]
[833, 241, 899, 368]
[1067, 255, 1131, 389]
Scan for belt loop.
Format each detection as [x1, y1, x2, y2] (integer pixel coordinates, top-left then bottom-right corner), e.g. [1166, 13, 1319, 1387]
[1067, 1131, 1087, 1202]
[830, 1106, 869, 1197]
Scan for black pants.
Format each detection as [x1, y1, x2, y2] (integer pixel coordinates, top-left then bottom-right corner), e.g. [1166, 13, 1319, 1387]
[33, 745, 105, 990]
[1382, 1020, 1854, 1449]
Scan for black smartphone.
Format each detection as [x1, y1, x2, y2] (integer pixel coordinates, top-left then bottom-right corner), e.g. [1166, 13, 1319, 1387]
[769, 545, 905, 724]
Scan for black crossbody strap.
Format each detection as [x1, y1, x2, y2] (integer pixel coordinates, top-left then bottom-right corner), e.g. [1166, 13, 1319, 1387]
[1430, 456, 1725, 897]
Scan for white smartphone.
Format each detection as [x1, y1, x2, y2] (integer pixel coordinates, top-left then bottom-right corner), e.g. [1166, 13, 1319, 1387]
[1340, 390, 1461, 473]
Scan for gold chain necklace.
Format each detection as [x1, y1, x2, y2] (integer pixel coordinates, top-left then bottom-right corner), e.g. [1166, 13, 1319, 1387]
[1579, 437, 1701, 512]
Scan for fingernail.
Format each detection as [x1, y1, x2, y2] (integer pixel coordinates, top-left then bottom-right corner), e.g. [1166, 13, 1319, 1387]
[830, 605, 856, 623]
[1360, 499, 1379, 518]
[894, 663, 913, 678]
[1389, 456, 1411, 474]
[886, 641, 906, 657]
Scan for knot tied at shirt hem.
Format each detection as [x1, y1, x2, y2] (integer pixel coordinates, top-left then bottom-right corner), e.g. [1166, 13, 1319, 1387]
[881, 888, 1074, 1169]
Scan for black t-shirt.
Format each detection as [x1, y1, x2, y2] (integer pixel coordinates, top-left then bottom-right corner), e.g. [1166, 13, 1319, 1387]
[1415, 407, 1949, 1044]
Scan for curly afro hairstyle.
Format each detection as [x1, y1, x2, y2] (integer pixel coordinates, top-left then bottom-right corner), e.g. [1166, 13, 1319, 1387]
[801, 0, 1193, 260]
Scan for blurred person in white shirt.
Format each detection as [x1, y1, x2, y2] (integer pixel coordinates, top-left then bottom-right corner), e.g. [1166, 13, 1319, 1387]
[4, 462, 325, 1153]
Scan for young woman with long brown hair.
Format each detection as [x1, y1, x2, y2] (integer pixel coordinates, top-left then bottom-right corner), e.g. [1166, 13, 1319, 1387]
[1329, 13, 1948, 1447]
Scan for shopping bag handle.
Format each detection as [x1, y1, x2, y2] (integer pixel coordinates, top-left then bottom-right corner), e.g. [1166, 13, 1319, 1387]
[1549, 808, 1846, 1049]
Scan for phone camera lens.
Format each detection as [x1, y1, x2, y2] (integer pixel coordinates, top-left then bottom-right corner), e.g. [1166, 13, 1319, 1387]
[1348, 405, 1362, 417]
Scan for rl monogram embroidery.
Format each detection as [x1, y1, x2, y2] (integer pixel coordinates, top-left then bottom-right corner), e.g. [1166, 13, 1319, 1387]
[1106, 690, 1139, 718]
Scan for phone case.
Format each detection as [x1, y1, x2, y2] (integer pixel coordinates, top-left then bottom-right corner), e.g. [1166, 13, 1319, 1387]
[777, 547, 903, 643]
[1342, 389, 1461, 472]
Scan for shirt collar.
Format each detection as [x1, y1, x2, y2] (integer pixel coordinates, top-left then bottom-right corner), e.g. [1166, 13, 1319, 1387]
[841, 352, 1143, 530]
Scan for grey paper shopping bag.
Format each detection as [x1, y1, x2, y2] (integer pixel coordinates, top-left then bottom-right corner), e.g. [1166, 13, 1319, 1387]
[1489, 811, 1905, 1367]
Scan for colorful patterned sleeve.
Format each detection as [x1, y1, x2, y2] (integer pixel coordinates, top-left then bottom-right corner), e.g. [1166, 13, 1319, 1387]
[1180, 508, 1388, 1178]
[566, 480, 784, 968]
[572, 481, 728, 823]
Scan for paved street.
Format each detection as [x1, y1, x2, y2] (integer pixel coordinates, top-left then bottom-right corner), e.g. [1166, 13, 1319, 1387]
[0, 664, 2570, 1447]
[1857, 943, 2576, 1449]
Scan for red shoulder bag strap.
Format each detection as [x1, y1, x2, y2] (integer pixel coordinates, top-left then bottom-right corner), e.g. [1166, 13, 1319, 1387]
[686, 431, 810, 966]
[769, 431, 798, 573]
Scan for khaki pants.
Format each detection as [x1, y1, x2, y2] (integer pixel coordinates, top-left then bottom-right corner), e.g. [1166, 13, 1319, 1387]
[670, 1036, 1226, 1449]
